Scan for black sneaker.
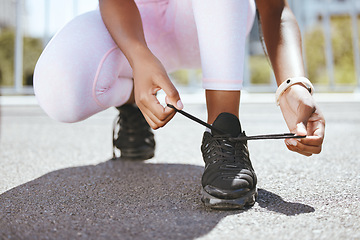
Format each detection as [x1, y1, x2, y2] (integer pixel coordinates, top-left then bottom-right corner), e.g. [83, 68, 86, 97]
[201, 112, 257, 210]
[113, 104, 155, 160]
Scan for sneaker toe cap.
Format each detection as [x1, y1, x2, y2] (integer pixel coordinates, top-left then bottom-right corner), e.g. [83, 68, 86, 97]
[202, 169, 256, 199]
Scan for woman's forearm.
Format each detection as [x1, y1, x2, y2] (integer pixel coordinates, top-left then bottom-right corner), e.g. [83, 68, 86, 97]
[99, 0, 151, 68]
[256, 0, 305, 85]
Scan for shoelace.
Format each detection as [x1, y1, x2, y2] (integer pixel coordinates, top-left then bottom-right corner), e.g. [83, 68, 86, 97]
[215, 138, 246, 160]
[204, 135, 252, 172]
[167, 104, 306, 141]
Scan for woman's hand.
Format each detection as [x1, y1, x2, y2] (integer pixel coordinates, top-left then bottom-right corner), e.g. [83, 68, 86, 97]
[279, 84, 325, 156]
[132, 49, 183, 130]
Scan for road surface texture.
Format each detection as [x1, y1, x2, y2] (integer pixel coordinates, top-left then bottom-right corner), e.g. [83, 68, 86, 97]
[0, 96, 359, 239]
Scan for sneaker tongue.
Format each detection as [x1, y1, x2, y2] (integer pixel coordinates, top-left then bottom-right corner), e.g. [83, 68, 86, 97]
[212, 113, 241, 137]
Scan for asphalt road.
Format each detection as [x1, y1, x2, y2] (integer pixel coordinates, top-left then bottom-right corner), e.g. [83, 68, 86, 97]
[0, 100, 359, 240]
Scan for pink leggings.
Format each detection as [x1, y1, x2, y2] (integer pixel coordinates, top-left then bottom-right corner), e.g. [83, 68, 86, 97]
[34, 0, 255, 123]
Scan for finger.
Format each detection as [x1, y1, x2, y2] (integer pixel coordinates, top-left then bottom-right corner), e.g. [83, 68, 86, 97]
[136, 96, 164, 129]
[161, 110, 177, 126]
[286, 143, 313, 157]
[296, 140, 322, 154]
[142, 112, 159, 130]
[141, 103, 176, 129]
[285, 138, 321, 155]
[285, 141, 313, 156]
[296, 103, 315, 136]
[298, 135, 324, 147]
[158, 77, 183, 110]
[139, 93, 172, 121]
[312, 120, 326, 140]
[149, 109, 176, 128]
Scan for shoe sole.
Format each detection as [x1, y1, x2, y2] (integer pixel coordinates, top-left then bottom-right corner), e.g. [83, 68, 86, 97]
[120, 149, 155, 161]
[201, 188, 257, 210]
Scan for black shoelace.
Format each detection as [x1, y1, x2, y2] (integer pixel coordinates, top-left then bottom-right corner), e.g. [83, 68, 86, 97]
[167, 104, 306, 141]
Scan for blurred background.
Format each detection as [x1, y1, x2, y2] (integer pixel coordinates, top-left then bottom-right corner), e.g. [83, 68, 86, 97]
[0, 0, 359, 95]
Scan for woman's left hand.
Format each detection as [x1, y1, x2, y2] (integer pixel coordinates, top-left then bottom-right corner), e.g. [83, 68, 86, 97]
[279, 84, 325, 156]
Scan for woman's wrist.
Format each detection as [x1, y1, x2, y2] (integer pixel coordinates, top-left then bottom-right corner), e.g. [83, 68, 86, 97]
[275, 77, 314, 106]
[125, 42, 154, 68]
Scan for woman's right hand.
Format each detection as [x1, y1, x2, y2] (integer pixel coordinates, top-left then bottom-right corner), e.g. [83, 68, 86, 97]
[132, 49, 183, 130]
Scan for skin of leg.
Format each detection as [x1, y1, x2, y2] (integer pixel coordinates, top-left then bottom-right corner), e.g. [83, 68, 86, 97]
[206, 90, 240, 124]
[124, 82, 136, 105]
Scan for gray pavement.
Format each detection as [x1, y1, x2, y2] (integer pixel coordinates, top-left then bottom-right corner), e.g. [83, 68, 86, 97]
[0, 98, 359, 239]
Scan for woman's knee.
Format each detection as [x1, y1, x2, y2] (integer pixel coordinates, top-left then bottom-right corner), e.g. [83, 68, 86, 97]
[34, 74, 96, 123]
[33, 10, 117, 122]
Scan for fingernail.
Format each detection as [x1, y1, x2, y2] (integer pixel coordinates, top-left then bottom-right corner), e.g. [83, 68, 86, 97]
[287, 139, 298, 146]
[177, 100, 183, 109]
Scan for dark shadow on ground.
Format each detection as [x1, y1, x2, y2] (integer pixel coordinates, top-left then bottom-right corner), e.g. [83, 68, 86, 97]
[0, 160, 239, 240]
[256, 188, 315, 216]
[0, 160, 315, 239]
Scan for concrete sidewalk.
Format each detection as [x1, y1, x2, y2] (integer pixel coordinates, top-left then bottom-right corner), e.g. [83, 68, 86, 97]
[0, 100, 359, 239]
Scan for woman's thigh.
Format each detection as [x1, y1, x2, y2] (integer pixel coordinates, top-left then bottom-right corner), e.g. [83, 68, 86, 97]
[135, 0, 199, 71]
[34, 10, 133, 122]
